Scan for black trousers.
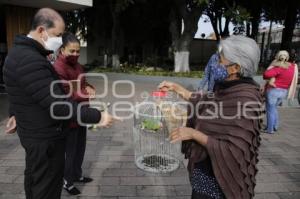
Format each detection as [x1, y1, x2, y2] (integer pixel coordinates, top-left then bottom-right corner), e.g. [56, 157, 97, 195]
[20, 137, 65, 199]
[64, 126, 87, 185]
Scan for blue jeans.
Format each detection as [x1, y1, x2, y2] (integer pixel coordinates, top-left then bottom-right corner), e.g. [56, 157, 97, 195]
[266, 88, 288, 133]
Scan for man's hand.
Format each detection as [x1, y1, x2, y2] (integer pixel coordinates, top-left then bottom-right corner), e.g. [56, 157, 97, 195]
[5, 116, 16, 134]
[97, 111, 123, 128]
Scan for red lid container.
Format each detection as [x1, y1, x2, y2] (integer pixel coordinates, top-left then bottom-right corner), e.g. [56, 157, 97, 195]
[151, 91, 167, 97]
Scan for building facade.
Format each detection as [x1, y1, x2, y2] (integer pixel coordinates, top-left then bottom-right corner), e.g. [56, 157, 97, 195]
[0, 0, 92, 85]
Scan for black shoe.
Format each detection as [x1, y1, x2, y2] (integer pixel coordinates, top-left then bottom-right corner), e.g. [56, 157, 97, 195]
[63, 184, 81, 195]
[75, 177, 93, 183]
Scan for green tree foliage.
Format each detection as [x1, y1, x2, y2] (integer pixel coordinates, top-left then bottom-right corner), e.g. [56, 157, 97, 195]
[62, 9, 88, 41]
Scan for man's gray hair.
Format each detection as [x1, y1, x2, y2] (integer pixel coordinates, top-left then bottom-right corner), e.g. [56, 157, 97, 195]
[219, 35, 261, 77]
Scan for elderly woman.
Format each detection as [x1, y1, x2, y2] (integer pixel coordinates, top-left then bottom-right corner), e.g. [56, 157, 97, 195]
[159, 36, 263, 199]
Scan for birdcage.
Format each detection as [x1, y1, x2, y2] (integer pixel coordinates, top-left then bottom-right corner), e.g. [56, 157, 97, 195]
[133, 91, 187, 173]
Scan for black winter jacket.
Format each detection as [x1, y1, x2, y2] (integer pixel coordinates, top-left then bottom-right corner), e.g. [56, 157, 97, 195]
[3, 35, 101, 139]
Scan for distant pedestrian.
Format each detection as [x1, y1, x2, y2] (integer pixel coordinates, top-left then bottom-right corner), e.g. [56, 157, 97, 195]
[263, 50, 298, 134]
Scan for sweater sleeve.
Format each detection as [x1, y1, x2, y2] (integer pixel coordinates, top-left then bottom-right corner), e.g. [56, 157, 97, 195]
[53, 63, 71, 95]
[263, 67, 279, 79]
[54, 63, 90, 102]
[72, 88, 89, 102]
[17, 57, 101, 124]
[72, 75, 92, 102]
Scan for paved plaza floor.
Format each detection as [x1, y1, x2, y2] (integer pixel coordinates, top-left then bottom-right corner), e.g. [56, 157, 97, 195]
[0, 77, 299, 199]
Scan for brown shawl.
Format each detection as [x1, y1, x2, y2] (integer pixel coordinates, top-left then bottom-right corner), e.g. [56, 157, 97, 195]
[182, 78, 263, 199]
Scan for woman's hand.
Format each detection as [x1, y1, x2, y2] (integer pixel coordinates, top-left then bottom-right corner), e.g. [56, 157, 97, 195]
[169, 127, 208, 146]
[85, 86, 96, 99]
[158, 81, 192, 101]
[169, 127, 196, 143]
[158, 81, 179, 92]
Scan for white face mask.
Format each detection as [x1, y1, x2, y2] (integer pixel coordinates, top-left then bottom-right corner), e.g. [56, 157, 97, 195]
[42, 30, 62, 52]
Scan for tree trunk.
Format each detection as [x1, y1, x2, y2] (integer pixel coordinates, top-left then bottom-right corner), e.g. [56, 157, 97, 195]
[222, 17, 230, 37]
[110, 2, 121, 69]
[172, 0, 204, 72]
[112, 54, 120, 69]
[218, 16, 222, 36]
[103, 54, 108, 68]
[173, 20, 199, 72]
[169, 7, 181, 52]
[246, 22, 251, 37]
[209, 16, 220, 40]
[175, 51, 189, 72]
[265, 21, 273, 64]
[260, 32, 265, 64]
[281, 0, 297, 50]
[250, 8, 261, 40]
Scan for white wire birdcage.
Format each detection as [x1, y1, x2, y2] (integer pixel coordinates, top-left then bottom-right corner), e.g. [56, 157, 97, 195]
[133, 91, 187, 173]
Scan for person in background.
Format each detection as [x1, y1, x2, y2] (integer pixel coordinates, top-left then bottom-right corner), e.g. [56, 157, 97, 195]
[290, 49, 299, 64]
[198, 50, 228, 93]
[263, 51, 298, 134]
[265, 51, 290, 88]
[159, 35, 263, 199]
[53, 32, 95, 195]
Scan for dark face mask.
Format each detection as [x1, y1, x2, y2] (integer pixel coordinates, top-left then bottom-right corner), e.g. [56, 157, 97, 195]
[66, 55, 79, 66]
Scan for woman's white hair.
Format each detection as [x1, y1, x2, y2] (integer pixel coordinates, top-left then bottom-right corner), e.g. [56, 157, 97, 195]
[219, 35, 261, 77]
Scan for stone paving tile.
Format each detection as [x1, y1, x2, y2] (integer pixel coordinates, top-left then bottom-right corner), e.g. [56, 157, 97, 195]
[255, 182, 290, 193]
[0, 194, 26, 199]
[5, 166, 25, 175]
[81, 177, 120, 186]
[0, 160, 25, 167]
[0, 174, 19, 183]
[0, 166, 8, 174]
[254, 193, 281, 199]
[256, 173, 300, 183]
[13, 175, 24, 184]
[91, 162, 122, 169]
[174, 185, 193, 196]
[99, 186, 137, 197]
[0, 183, 24, 194]
[257, 165, 300, 174]
[136, 185, 176, 197]
[276, 192, 300, 199]
[120, 162, 138, 169]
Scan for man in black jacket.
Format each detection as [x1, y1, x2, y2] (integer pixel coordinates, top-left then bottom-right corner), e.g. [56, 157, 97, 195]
[3, 8, 115, 199]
